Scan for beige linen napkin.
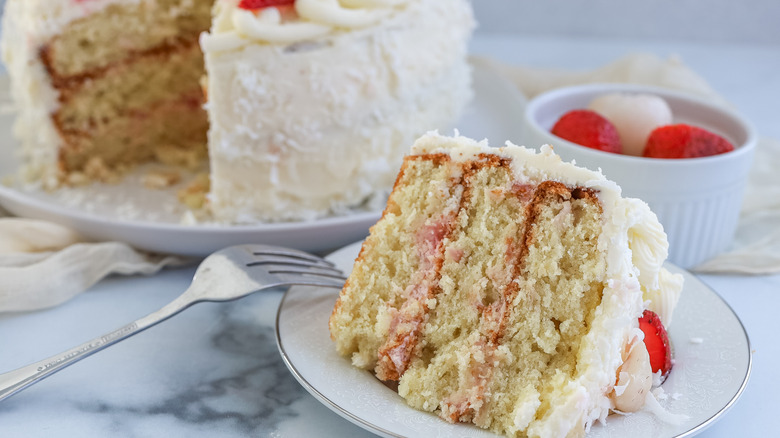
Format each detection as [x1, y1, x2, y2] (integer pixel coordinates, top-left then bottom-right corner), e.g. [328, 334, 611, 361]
[481, 53, 780, 274]
[0, 211, 185, 313]
[695, 137, 780, 273]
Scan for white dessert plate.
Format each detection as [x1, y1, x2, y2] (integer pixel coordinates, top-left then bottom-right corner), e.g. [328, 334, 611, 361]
[0, 59, 526, 256]
[276, 241, 752, 438]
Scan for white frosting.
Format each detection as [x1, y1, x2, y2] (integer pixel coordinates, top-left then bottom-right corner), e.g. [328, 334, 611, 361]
[627, 199, 684, 326]
[204, 0, 475, 222]
[296, 0, 391, 28]
[410, 132, 684, 435]
[340, 0, 407, 7]
[202, 0, 410, 49]
[0, 0, 134, 186]
[228, 7, 331, 45]
[645, 268, 684, 327]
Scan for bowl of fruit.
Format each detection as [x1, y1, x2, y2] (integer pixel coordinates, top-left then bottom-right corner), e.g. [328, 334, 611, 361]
[522, 83, 757, 268]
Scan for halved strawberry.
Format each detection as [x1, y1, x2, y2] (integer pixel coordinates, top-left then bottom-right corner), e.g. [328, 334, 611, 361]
[551, 109, 622, 154]
[642, 123, 735, 158]
[638, 309, 672, 378]
[238, 0, 294, 10]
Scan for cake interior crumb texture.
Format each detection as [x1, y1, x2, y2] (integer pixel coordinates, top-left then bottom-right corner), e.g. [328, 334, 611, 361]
[330, 147, 620, 438]
[10, 0, 214, 182]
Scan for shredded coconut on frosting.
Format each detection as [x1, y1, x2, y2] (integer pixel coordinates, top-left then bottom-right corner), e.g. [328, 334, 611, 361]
[203, 1, 474, 222]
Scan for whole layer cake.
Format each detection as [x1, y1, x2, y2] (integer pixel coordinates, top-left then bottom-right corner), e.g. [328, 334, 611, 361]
[329, 133, 684, 437]
[0, 0, 474, 222]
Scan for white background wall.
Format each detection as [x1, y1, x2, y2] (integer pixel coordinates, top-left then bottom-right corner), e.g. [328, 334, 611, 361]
[471, 0, 780, 45]
[472, 0, 780, 45]
[0, 0, 778, 45]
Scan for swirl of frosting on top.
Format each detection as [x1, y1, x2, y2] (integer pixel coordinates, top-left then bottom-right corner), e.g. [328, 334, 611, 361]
[296, 0, 393, 27]
[202, 0, 409, 51]
[233, 7, 331, 43]
[626, 199, 668, 291]
[340, 0, 408, 7]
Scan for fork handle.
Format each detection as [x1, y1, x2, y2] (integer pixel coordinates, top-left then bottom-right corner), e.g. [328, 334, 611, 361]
[0, 295, 193, 403]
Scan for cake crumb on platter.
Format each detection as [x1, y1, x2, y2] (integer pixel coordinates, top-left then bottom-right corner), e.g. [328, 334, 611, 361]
[177, 172, 210, 210]
[142, 169, 182, 190]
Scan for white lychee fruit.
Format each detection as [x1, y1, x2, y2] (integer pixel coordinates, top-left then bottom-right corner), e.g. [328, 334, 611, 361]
[588, 93, 673, 156]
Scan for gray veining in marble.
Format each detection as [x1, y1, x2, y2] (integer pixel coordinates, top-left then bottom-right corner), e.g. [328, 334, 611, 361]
[0, 267, 371, 437]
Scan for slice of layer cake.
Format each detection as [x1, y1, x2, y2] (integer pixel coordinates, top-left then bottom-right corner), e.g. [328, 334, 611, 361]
[329, 133, 684, 437]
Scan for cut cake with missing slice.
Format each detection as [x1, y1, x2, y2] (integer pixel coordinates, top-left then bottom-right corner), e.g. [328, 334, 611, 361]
[1, 0, 475, 223]
[329, 132, 683, 437]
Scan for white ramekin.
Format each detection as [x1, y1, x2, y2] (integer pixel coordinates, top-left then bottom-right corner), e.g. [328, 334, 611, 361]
[522, 83, 757, 268]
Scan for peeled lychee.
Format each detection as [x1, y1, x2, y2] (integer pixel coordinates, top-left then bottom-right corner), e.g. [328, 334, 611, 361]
[588, 92, 673, 156]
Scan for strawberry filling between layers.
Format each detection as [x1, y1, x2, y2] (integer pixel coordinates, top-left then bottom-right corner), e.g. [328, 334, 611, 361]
[375, 216, 455, 381]
[440, 182, 540, 423]
[385, 175, 601, 425]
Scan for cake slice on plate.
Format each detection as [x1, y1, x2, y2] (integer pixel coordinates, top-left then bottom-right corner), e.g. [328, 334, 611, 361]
[329, 132, 683, 437]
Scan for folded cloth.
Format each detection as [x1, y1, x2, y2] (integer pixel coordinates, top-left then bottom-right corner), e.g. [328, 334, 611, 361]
[695, 137, 780, 274]
[480, 53, 732, 107]
[480, 53, 780, 274]
[0, 212, 187, 313]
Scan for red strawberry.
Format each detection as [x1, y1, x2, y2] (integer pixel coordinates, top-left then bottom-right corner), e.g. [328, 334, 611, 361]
[638, 309, 672, 378]
[238, 0, 294, 10]
[551, 109, 622, 154]
[643, 124, 735, 158]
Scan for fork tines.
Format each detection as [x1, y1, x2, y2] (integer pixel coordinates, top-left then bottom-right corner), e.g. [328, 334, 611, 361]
[247, 247, 347, 287]
[250, 249, 336, 267]
[266, 266, 347, 281]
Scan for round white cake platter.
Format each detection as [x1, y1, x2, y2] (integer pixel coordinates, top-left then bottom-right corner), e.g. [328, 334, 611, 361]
[0, 59, 527, 256]
[276, 241, 752, 438]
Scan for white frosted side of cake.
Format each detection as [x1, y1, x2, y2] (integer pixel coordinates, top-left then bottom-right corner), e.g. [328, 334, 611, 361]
[1, 2, 60, 187]
[0, 0, 129, 186]
[202, 0, 475, 222]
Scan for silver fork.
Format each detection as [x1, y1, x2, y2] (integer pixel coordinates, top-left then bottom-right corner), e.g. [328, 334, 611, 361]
[0, 244, 346, 403]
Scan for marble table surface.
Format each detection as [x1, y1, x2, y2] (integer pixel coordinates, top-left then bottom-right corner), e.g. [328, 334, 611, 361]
[1, 35, 778, 437]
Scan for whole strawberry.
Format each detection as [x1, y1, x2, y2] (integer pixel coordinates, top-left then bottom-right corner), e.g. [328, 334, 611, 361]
[643, 124, 735, 158]
[238, 0, 294, 10]
[551, 109, 622, 154]
[638, 309, 672, 378]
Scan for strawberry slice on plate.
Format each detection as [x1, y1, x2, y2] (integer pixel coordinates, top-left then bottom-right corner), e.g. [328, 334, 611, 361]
[551, 109, 623, 154]
[638, 309, 672, 378]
